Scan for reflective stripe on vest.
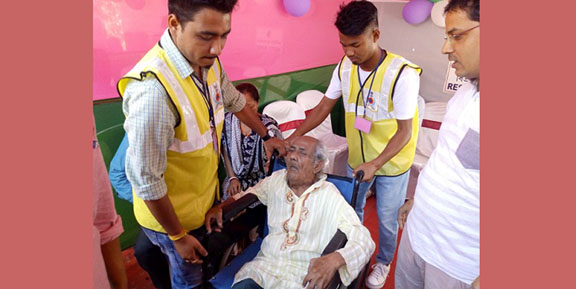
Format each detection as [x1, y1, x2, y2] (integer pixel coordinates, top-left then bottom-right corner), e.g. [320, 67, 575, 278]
[117, 44, 223, 232]
[339, 53, 422, 176]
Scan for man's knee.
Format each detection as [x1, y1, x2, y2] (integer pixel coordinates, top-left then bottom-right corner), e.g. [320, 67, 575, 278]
[231, 278, 263, 289]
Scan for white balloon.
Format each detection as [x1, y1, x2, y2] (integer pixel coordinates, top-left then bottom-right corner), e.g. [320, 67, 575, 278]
[431, 0, 449, 28]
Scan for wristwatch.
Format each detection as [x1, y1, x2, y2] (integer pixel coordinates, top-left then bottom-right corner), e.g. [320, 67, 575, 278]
[262, 129, 275, 141]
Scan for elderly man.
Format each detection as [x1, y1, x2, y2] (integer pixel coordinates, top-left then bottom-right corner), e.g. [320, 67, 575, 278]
[206, 136, 375, 289]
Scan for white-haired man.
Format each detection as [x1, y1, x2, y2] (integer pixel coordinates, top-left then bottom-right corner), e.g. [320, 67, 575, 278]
[206, 136, 375, 289]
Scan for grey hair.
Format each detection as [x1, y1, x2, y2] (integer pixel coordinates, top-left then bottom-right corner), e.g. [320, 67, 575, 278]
[313, 140, 329, 174]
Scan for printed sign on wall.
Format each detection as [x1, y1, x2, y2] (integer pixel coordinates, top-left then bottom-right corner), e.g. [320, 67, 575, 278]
[443, 61, 470, 93]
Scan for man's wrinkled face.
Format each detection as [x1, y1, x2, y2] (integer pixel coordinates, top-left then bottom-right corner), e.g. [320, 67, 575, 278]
[286, 136, 322, 186]
[442, 9, 480, 80]
[169, 8, 231, 68]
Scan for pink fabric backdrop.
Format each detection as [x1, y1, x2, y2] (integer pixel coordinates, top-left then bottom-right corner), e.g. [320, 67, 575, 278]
[93, 0, 358, 100]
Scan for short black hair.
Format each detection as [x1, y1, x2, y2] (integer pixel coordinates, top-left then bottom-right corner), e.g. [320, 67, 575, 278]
[445, 0, 479, 22]
[236, 83, 260, 103]
[335, 0, 379, 36]
[168, 0, 238, 23]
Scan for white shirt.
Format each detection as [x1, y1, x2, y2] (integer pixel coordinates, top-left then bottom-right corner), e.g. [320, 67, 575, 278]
[233, 170, 375, 288]
[406, 82, 480, 284]
[324, 60, 421, 120]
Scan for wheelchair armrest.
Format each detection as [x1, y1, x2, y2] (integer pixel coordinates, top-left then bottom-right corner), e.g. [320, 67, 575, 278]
[321, 229, 348, 255]
[321, 229, 348, 289]
[221, 193, 260, 223]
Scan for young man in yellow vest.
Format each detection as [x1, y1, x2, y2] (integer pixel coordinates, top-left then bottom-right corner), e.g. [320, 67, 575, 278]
[117, 1, 285, 288]
[288, 1, 421, 288]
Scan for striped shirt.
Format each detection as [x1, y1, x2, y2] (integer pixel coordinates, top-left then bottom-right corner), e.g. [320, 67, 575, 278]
[122, 29, 246, 200]
[233, 170, 375, 288]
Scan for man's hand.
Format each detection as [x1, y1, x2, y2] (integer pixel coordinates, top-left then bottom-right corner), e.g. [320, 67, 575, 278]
[227, 178, 241, 197]
[302, 252, 345, 289]
[173, 234, 208, 264]
[353, 161, 380, 182]
[472, 275, 480, 289]
[398, 199, 414, 230]
[205, 204, 224, 233]
[284, 134, 296, 145]
[264, 137, 287, 157]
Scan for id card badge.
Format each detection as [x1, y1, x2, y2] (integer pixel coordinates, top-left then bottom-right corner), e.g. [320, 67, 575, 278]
[354, 116, 372, 133]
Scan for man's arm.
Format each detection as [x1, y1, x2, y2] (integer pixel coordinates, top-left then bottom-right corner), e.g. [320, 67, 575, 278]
[94, 123, 127, 289]
[353, 118, 413, 181]
[287, 96, 339, 142]
[288, 65, 343, 143]
[233, 107, 287, 156]
[220, 144, 241, 197]
[144, 197, 208, 262]
[204, 172, 272, 233]
[333, 197, 376, 285]
[398, 198, 414, 230]
[101, 237, 128, 289]
[219, 69, 287, 156]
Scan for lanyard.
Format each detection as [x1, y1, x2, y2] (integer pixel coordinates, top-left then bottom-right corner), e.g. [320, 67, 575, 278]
[354, 49, 385, 117]
[191, 74, 214, 124]
[191, 73, 219, 155]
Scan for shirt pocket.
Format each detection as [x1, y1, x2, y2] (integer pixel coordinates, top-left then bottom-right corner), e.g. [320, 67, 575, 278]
[456, 128, 480, 170]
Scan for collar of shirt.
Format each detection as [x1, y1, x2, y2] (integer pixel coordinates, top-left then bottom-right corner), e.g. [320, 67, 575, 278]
[284, 172, 328, 200]
[160, 29, 207, 82]
[463, 81, 480, 100]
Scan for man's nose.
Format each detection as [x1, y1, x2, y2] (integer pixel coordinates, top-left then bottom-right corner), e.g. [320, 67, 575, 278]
[344, 47, 354, 57]
[441, 39, 453, 55]
[210, 39, 224, 55]
[288, 151, 297, 161]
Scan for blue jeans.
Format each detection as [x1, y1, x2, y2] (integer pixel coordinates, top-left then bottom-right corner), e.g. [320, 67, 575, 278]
[347, 165, 409, 264]
[142, 227, 203, 289]
[231, 279, 263, 289]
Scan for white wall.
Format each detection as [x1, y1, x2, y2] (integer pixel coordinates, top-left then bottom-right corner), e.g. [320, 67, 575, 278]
[375, 1, 454, 103]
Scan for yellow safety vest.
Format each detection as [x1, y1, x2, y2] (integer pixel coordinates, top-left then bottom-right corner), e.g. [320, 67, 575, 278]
[118, 44, 225, 233]
[339, 52, 422, 176]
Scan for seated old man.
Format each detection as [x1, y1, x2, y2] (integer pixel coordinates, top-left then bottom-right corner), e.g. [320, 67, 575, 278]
[205, 136, 375, 289]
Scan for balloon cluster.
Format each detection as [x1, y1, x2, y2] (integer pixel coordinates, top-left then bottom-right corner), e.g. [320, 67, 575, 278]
[283, 0, 310, 17]
[403, 0, 448, 27]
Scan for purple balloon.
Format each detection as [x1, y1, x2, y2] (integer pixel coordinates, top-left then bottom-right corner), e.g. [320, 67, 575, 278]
[284, 0, 311, 17]
[403, 0, 434, 25]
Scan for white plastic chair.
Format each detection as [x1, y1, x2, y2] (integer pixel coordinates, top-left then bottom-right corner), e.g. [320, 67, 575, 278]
[262, 100, 306, 139]
[296, 90, 349, 176]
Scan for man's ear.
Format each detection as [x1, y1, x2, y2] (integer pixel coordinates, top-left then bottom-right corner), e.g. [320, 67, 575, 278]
[313, 160, 325, 175]
[168, 14, 181, 33]
[372, 28, 380, 43]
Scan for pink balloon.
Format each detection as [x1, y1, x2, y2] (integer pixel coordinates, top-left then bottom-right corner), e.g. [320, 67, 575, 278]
[283, 0, 310, 17]
[403, 0, 434, 25]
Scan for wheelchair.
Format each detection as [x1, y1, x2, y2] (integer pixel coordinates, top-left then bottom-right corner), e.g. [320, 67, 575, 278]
[202, 155, 369, 289]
